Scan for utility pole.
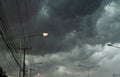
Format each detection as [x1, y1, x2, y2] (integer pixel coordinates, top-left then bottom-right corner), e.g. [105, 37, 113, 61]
[19, 39, 31, 77]
[28, 62, 42, 77]
[78, 64, 100, 77]
[19, 32, 48, 77]
[29, 68, 35, 77]
[21, 47, 31, 77]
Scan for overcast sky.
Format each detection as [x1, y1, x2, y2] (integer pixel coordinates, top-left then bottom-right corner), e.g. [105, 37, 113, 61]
[1, 0, 120, 77]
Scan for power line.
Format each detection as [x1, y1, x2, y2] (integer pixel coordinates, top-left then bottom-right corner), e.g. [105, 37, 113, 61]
[0, 36, 19, 73]
[25, 0, 31, 47]
[0, 46, 14, 76]
[0, 0, 22, 69]
[16, 0, 25, 36]
[0, 38, 18, 76]
[24, 0, 33, 66]
[0, 30, 22, 69]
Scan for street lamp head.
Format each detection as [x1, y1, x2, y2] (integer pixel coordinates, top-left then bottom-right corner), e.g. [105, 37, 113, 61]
[42, 32, 48, 37]
[107, 44, 113, 46]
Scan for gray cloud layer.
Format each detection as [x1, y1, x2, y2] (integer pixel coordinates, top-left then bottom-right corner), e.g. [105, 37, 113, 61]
[1, 0, 104, 55]
[28, 0, 104, 55]
[2, 0, 120, 77]
[26, 0, 120, 77]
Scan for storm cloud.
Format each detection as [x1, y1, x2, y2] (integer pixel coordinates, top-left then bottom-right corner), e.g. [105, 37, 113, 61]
[29, 0, 104, 55]
[1, 0, 104, 55]
[1, 0, 120, 77]
[26, 43, 120, 77]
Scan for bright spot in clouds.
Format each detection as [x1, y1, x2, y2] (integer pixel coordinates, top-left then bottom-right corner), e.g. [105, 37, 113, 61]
[43, 32, 48, 37]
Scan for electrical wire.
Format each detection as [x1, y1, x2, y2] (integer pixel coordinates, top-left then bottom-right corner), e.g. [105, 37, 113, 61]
[0, 0, 22, 69]
[0, 36, 19, 76]
[0, 29, 22, 69]
[0, 42, 14, 76]
[24, 0, 33, 65]
[16, 0, 25, 36]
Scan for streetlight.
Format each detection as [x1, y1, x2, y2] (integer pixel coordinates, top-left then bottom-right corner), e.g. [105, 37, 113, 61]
[107, 44, 120, 77]
[107, 44, 120, 49]
[78, 64, 100, 77]
[26, 32, 48, 38]
[107, 44, 113, 46]
[42, 32, 48, 37]
[28, 62, 42, 77]
[19, 32, 48, 77]
[113, 73, 120, 77]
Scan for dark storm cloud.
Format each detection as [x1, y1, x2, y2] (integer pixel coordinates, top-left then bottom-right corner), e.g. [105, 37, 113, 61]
[2, 0, 120, 77]
[29, 0, 103, 55]
[96, 0, 120, 43]
[0, 0, 44, 40]
[1, 0, 42, 24]
[31, 16, 96, 55]
[47, 0, 103, 18]
[1, 0, 104, 55]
